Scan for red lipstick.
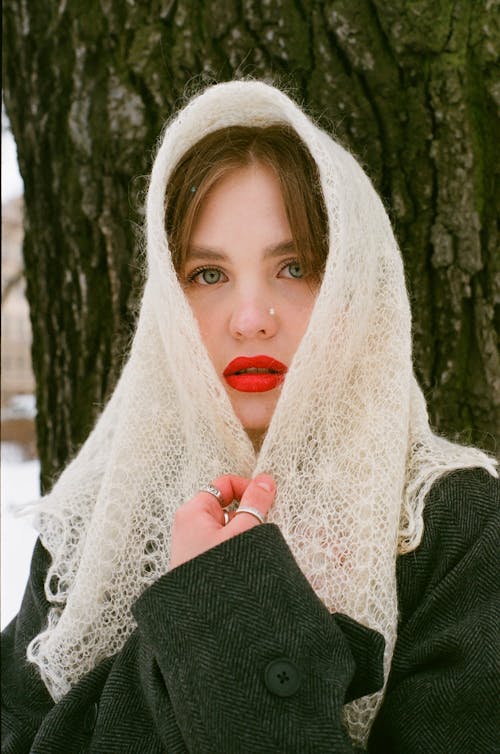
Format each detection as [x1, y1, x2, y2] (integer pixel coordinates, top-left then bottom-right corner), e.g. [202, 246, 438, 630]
[223, 355, 288, 393]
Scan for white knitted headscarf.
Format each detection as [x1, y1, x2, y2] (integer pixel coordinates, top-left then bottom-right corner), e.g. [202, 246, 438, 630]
[27, 81, 496, 747]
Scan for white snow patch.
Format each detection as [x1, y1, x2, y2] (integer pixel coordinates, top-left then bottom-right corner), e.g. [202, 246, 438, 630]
[2, 106, 24, 204]
[1, 442, 40, 629]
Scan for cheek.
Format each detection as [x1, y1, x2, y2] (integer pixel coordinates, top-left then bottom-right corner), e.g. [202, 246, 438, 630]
[284, 296, 315, 340]
[189, 302, 225, 362]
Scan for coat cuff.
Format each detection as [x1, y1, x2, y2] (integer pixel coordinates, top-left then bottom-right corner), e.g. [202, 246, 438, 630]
[133, 524, 383, 706]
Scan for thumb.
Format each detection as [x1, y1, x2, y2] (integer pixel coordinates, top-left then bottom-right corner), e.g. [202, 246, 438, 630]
[230, 474, 276, 533]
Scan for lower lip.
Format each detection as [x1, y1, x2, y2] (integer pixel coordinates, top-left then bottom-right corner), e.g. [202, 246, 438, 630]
[225, 373, 285, 393]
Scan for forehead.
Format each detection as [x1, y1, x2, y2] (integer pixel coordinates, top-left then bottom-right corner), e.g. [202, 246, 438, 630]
[187, 163, 293, 254]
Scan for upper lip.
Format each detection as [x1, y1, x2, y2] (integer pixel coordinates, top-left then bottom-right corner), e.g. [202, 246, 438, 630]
[223, 355, 288, 376]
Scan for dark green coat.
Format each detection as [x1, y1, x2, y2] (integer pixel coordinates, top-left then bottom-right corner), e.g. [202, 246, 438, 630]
[2, 468, 499, 753]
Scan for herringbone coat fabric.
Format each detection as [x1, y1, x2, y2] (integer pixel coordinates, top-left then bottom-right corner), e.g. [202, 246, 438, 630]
[2, 468, 499, 753]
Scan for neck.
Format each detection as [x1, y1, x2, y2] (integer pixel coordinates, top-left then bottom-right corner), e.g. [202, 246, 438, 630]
[246, 428, 265, 453]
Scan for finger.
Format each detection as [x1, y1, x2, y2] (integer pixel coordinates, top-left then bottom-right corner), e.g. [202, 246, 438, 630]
[230, 474, 276, 533]
[198, 474, 251, 509]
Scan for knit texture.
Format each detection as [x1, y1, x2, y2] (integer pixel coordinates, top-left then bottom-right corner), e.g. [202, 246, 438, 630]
[25, 80, 497, 746]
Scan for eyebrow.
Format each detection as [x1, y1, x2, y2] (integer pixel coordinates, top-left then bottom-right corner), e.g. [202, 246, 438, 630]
[186, 240, 296, 263]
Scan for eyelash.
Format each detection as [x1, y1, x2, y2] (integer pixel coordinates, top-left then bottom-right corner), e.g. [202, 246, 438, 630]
[186, 265, 226, 285]
[185, 259, 304, 285]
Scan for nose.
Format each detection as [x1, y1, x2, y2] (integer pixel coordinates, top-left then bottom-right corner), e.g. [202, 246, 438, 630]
[229, 297, 278, 340]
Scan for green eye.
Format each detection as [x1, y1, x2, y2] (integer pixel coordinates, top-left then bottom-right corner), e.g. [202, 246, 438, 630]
[199, 269, 222, 284]
[287, 263, 303, 278]
[185, 265, 226, 286]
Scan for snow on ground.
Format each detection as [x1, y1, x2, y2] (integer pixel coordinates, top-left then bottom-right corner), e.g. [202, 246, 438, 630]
[1, 442, 40, 628]
[2, 105, 24, 203]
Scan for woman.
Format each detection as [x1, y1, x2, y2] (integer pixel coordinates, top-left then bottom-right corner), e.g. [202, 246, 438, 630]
[2, 80, 498, 753]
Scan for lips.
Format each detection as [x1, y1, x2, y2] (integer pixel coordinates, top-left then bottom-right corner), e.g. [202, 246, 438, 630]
[223, 355, 288, 393]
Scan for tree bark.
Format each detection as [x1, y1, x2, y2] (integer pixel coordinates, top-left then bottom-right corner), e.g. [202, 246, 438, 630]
[3, 0, 498, 489]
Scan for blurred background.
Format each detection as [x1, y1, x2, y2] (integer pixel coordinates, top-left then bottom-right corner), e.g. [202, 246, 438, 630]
[2, 104, 39, 628]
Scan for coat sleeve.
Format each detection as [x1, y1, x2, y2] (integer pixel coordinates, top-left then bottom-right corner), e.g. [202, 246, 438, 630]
[2, 526, 384, 753]
[368, 468, 500, 753]
[132, 523, 385, 754]
[1, 540, 58, 751]
[0, 539, 179, 753]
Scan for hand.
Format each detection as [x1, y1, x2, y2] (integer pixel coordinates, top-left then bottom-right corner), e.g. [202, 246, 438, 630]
[169, 473, 276, 570]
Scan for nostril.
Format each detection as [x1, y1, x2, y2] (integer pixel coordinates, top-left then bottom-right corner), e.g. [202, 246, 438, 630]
[229, 300, 279, 340]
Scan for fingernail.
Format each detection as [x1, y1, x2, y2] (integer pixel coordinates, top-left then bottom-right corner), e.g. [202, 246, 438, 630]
[256, 479, 273, 492]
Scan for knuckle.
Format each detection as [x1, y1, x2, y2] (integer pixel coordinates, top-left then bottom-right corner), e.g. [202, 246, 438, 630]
[244, 487, 268, 505]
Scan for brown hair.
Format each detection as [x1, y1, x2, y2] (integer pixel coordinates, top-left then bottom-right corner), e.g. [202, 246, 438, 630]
[165, 125, 329, 281]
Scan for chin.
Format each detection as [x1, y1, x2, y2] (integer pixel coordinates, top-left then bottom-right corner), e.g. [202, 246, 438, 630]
[231, 393, 276, 437]
[240, 413, 272, 436]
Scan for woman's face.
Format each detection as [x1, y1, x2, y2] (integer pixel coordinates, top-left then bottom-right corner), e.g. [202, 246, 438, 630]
[181, 162, 318, 446]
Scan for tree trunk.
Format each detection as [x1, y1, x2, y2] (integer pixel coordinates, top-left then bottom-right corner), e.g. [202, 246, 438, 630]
[3, 0, 498, 489]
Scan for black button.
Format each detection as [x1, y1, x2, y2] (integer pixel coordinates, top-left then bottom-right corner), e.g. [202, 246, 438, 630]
[264, 658, 301, 697]
[83, 702, 98, 734]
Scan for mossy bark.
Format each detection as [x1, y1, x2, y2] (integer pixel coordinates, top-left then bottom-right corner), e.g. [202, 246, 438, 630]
[3, 0, 498, 489]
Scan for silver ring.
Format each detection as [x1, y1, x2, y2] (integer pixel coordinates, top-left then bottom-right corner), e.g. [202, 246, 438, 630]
[223, 510, 230, 525]
[200, 483, 224, 505]
[234, 505, 266, 525]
